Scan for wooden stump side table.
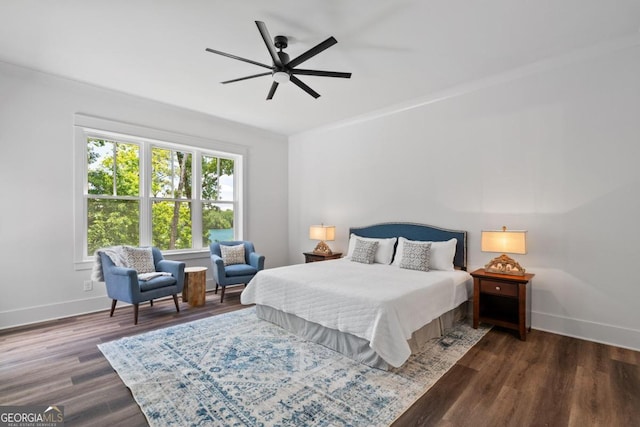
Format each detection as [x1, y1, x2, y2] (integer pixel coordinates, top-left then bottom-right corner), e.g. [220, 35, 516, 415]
[182, 266, 207, 307]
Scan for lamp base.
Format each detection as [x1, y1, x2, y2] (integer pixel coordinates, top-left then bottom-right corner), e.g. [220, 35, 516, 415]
[313, 241, 333, 255]
[484, 254, 525, 276]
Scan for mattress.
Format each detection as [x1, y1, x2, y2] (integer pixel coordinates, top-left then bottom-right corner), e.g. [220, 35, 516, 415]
[241, 259, 472, 367]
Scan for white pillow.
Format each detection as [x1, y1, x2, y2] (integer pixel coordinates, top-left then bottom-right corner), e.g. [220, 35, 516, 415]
[346, 234, 397, 265]
[392, 237, 457, 271]
[429, 238, 457, 271]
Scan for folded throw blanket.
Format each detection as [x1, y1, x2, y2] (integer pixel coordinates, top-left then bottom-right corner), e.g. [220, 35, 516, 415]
[91, 246, 127, 282]
[138, 272, 173, 281]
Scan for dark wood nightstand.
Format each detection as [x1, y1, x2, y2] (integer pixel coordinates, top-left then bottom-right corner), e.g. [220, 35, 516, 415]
[303, 252, 342, 263]
[471, 268, 534, 341]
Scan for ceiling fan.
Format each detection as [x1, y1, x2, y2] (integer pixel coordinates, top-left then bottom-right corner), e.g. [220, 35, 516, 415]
[205, 21, 351, 100]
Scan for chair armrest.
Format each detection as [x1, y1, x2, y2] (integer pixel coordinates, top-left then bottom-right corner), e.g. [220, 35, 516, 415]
[210, 254, 225, 281]
[211, 254, 224, 267]
[157, 259, 183, 276]
[249, 252, 265, 271]
[157, 259, 185, 292]
[103, 266, 139, 301]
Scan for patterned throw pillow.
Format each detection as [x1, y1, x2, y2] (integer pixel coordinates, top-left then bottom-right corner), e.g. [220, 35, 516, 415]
[220, 244, 246, 266]
[350, 239, 379, 264]
[399, 241, 432, 272]
[121, 246, 156, 274]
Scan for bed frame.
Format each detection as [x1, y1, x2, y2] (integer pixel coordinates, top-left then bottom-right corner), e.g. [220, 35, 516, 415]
[255, 222, 470, 370]
[349, 222, 467, 270]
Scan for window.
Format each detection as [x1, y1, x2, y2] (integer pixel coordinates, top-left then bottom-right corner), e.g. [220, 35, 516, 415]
[87, 138, 141, 252]
[150, 147, 193, 250]
[201, 154, 236, 247]
[74, 115, 244, 264]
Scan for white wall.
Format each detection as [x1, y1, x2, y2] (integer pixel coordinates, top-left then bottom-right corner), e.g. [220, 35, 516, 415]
[289, 44, 640, 350]
[0, 61, 288, 329]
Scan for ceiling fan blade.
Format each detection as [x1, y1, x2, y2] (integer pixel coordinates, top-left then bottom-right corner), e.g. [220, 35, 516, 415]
[291, 69, 351, 78]
[290, 75, 320, 99]
[255, 21, 283, 68]
[221, 72, 272, 84]
[205, 48, 273, 70]
[266, 81, 279, 100]
[287, 37, 337, 68]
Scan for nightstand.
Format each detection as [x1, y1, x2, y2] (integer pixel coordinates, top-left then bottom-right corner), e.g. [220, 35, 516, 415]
[303, 252, 342, 263]
[471, 268, 534, 341]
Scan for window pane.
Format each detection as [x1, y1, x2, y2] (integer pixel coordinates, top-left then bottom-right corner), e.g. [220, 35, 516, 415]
[201, 156, 234, 201]
[201, 155, 219, 201]
[152, 201, 192, 250]
[87, 198, 139, 254]
[152, 148, 191, 199]
[219, 158, 234, 201]
[87, 139, 114, 195]
[87, 138, 139, 196]
[202, 202, 234, 246]
[115, 143, 140, 196]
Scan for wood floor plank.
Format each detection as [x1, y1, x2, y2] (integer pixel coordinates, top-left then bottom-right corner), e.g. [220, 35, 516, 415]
[397, 364, 479, 426]
[568, 367, 614, 427]
[1, 291, 638, 426]
[608, 359, 640, 426]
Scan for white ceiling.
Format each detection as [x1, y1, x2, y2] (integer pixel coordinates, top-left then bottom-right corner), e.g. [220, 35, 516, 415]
[1, 1, 639, 136]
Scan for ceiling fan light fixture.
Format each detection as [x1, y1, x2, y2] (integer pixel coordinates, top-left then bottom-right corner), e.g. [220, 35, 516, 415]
[273, 71, 290, 84]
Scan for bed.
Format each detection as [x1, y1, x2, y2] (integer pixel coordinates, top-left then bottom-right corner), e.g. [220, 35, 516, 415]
[241, 222, 471, 369]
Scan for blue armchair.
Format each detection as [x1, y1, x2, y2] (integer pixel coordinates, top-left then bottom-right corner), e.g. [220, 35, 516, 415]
[210, 241, 265, 302]
[99, 247, 185, 324]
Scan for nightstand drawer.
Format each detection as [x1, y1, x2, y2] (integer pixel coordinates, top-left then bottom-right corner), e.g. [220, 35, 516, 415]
[480, 280, 517, 297]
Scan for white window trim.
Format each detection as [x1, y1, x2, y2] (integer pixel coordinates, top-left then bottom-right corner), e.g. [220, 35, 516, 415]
[73, 114, 247, 270]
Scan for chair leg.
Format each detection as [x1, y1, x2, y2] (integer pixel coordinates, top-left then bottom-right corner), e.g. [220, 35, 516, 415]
[110, 300, 117, 317]
[150, 299, 153, 307]
[133, 303, 139, 325]
[214, 283, 218, 294]
[220, 286, 225, 303]
[173, 294, 180, 313]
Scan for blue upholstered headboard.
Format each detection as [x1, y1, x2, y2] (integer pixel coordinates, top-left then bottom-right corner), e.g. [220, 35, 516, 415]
[349, 222, 467, 271]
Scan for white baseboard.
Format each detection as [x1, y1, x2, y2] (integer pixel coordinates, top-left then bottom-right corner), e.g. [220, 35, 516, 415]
[1, 279, 222, 330]
[0, 296, 112, 330]
[532, 310, 640, 352]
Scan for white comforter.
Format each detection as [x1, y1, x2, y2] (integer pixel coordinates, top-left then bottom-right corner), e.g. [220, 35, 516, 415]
[241, 259, 471, 367]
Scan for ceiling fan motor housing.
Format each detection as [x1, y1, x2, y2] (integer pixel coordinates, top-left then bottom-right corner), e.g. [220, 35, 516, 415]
[277, 51, 290, 66]
[274, 35, 288, 50]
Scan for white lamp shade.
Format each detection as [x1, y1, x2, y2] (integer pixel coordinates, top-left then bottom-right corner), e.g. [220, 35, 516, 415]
[481, 229, 527, 254]
[309, 225, 336, 241]
[273, 71, 290, 84]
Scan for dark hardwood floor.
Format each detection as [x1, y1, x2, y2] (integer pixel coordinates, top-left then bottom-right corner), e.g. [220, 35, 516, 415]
[1, 290, 638, 426]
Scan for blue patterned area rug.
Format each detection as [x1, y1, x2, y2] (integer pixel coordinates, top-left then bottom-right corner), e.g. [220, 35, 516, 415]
[98, 307, 490, 426]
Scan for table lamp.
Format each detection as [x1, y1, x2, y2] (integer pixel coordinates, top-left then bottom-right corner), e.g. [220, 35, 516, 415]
[481, 226, 527, 276]
[309, 224, 336, 255]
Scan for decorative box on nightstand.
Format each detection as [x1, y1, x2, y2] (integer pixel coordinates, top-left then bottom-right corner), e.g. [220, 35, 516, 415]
[303, 252, 342, 263]
[471, 268, 534, 341]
